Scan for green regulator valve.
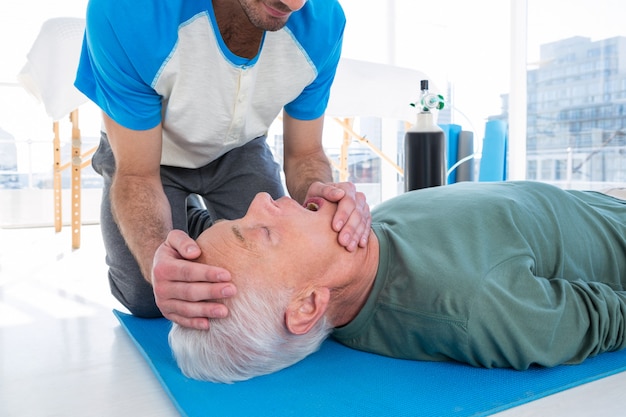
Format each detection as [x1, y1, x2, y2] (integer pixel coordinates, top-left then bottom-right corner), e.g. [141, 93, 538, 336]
[410, 79, 445, 112]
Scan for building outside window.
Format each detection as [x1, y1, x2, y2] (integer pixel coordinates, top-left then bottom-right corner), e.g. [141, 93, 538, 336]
[521, 35, 626, 189]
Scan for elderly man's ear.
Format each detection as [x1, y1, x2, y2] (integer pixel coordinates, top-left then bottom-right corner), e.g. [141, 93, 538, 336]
[285, 288, 330, 335]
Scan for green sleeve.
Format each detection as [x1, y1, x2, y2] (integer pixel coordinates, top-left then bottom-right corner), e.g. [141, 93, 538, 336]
[464, 256, 626, 370]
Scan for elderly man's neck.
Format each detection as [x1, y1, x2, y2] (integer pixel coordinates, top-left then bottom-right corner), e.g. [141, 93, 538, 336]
[328, 231, 379, 327]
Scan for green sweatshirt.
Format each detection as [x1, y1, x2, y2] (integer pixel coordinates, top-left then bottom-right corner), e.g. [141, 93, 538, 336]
[332, 181, 626, 369]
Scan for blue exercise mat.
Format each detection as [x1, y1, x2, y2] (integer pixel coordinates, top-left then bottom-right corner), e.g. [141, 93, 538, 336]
[114, 310, 626, 417]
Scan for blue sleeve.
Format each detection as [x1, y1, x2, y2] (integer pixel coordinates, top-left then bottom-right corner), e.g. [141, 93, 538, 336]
[283, 0, 345, 120]
[74, 0, 164, 130]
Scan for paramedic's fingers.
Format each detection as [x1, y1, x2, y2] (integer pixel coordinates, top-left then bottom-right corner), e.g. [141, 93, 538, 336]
[311, 181, 372, 252]
[335, 184, 371, 251]
[152, 230, 235, 329]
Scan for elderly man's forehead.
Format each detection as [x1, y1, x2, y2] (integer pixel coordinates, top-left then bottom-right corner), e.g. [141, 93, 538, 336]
[195, 220, 257, 267]
[195, 221, 232, 262]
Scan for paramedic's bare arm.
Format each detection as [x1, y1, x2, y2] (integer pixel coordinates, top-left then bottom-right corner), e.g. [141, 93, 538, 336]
[282, 112, 371, 251]
[102, 113, 234, 329]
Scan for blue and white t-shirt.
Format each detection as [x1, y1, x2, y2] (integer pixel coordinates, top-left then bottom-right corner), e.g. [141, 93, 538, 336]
[75, 0, 345, 168]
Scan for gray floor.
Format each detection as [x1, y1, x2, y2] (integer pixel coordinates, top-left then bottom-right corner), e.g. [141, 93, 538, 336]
[1, 224, 626, 417]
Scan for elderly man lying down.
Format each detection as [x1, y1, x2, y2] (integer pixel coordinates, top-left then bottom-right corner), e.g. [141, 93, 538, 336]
[168, 181, 626, 383]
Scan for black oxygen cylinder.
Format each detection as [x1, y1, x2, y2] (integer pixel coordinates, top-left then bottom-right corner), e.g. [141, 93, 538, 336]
[404, 111, 447, 192]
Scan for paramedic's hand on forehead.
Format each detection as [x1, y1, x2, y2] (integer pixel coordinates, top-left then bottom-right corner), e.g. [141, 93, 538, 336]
[305, 181, 371, 252]
[152, 230, 235, 330]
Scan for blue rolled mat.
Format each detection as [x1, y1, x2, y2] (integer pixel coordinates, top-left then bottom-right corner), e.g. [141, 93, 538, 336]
[114, 310, 626, 417]
[479, 120, 508, 182]
[440, 123, 462, 184]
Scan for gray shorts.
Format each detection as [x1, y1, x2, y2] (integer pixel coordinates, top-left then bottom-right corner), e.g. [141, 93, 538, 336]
[92, 133, 285, 317]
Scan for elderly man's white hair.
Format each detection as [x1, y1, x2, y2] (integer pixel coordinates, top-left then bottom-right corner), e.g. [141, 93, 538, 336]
[168, 283, 332, 383]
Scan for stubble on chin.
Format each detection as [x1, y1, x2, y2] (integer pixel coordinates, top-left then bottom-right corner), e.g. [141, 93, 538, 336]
[240, 1, 291, 32]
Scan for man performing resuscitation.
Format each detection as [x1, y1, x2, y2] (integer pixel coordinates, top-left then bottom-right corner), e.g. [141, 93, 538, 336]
[74, 0, 371, 330]
[169, 181, 626, 383]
